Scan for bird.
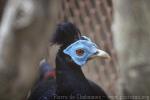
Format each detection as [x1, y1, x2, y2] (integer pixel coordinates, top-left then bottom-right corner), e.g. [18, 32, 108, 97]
[28, 22, 110, 100]
[38, 59, 56, 81]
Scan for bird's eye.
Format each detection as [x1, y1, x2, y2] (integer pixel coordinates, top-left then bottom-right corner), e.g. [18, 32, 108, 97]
[76, 49, 84, 56]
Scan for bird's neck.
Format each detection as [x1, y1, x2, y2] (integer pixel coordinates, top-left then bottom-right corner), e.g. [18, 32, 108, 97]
[55, 47, 92, 95]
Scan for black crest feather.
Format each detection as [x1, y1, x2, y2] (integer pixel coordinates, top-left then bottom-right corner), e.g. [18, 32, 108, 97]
[51, 22, 81, 46]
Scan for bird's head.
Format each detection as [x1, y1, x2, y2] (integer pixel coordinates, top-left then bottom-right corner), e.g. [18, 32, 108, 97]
[51, 22, 110, 67]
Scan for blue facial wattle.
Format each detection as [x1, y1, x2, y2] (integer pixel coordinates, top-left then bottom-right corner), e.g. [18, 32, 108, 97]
[63, 36, 98, 66]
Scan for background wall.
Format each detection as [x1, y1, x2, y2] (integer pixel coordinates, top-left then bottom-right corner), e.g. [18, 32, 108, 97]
[48, 0, 117, 96]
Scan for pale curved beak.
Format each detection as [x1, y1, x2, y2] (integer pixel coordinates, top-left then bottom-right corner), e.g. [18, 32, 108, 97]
[90, 49, 110, 60]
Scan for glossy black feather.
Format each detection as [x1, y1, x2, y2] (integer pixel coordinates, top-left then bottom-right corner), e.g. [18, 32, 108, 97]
[40, 60, 55, 78]
[28, 22, 110, 100]
[50, 22, 81, 46]
[55, 47, 110, 100]
[28, 60, 56, 100]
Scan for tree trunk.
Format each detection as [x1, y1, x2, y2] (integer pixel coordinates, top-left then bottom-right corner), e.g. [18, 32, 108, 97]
[112, 0, 150, 99]
[0, 0, 60, 100]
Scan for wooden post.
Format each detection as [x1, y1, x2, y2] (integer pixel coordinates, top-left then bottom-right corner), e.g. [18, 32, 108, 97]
[112, 0, 150, 99]
[0, 0, 60, 100]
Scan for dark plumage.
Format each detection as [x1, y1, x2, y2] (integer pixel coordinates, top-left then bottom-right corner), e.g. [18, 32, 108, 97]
[38, 59, 55, 81]
[28, 22, 110, 100]
[50, 22, 81, 46]
[28, 59, 56, 100]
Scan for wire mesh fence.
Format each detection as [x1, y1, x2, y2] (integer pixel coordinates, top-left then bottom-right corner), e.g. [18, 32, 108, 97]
[49, 0, 118, 96]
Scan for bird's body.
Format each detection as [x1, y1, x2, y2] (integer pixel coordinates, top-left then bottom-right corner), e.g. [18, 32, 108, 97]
[28, 22, 110, 100]
[55, 49, 110, 100]
[28, 59, 56, 100]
